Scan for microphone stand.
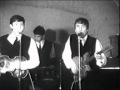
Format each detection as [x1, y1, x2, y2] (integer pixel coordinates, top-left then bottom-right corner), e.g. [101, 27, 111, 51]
[18, 38, 21, 90]
[19, 37, 35, 90]
[78, 37, 81, 90]
[59, 58, 62, 90]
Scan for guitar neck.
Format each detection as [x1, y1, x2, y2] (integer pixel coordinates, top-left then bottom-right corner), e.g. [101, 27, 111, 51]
[85, 55, 95, 65]
[85, 45, 113, 65]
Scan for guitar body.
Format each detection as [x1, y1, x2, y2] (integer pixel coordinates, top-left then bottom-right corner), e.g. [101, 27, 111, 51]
[71, 45, 113, 90]
[11, 69, 28, 79]
[11, 56, 28, 79]
[0, 55, 11, 73]
[73, 52, 91, 82]
[0, 55, 28, 78]
[71, 52, 95, 90]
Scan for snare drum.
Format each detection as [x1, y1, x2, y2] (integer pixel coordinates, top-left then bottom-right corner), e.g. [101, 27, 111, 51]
[34, 65, 60, 89]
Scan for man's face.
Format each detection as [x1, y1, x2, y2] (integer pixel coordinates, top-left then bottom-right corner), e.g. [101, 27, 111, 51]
[75, 23, 88, 38]
[10, 21, 24, 36]
[34, 34, 44, 42]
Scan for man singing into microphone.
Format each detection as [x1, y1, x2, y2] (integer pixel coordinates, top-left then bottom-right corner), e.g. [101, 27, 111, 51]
[0, 15, 40, 90]
[62, 17, 107, 90]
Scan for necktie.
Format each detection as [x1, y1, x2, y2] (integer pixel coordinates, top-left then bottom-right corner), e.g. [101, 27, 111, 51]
[14, 37, 20, 55]
[14, 37, 20, 45]
[80, 40, 83, 46]
[39, 43, 42, 51]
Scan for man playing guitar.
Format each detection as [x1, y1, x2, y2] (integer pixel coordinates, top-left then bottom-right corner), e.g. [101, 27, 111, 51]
[62, 17, 107, 90]
[0, 15, 40, 90]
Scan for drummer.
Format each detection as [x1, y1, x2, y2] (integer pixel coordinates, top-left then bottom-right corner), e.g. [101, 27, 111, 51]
[31, 25, 56, 81]
[33, 25, 56, 67]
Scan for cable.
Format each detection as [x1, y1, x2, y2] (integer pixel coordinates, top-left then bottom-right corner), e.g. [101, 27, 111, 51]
[28, 71, 36, 90]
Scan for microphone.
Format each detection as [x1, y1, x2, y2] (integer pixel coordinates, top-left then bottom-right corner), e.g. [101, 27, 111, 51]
[77, 32, 82, 37]
[77, 32, 85, 39]
[77, 33, 83, 43]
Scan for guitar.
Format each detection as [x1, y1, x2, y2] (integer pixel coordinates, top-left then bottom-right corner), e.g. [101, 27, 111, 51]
[72, 45, 113, 83]
[0, 55, 28, 78]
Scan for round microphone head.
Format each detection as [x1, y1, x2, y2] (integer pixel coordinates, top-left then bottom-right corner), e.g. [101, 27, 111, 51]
[77, 32, 82, 37]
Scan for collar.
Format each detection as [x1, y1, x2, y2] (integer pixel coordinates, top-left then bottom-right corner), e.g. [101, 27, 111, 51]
[78, 35, 88, 45]
[7, 31, 22, 45]
[36, 40, 45, 48]
[40, 40, 45, 48]
[83, 35, 88, 42]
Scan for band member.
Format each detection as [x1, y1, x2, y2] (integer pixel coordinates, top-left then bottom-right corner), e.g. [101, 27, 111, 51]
[0, 15, 40, 90]
[31, 25, 57, 89]
[33, 25, 56, 67]
[62, 17, 107, 90]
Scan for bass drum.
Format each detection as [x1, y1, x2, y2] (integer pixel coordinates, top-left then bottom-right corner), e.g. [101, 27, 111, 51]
[37, 65, 59, 81]
[34, 65, 60, 89]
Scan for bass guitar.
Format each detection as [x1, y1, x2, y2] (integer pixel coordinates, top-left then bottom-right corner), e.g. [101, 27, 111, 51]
[0, 55, 28, 79]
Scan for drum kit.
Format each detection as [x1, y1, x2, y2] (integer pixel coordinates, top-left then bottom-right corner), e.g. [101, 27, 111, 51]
[36, 65, 59, 81]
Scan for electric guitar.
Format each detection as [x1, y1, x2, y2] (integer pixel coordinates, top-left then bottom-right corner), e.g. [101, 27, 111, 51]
[72, 45, 113, 84]
[0, 55, 28, 78]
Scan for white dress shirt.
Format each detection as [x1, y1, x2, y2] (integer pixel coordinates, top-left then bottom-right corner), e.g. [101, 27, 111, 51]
[35, 40, 45, 49]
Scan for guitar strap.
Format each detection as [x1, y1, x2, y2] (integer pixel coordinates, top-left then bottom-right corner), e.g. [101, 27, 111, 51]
[39, 42, 42, 51]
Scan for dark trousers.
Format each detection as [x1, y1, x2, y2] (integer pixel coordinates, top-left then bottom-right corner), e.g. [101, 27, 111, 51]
[72, 71, 101, 90]
[61, 66, 73, 90]
[0, 73, 29, 90]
